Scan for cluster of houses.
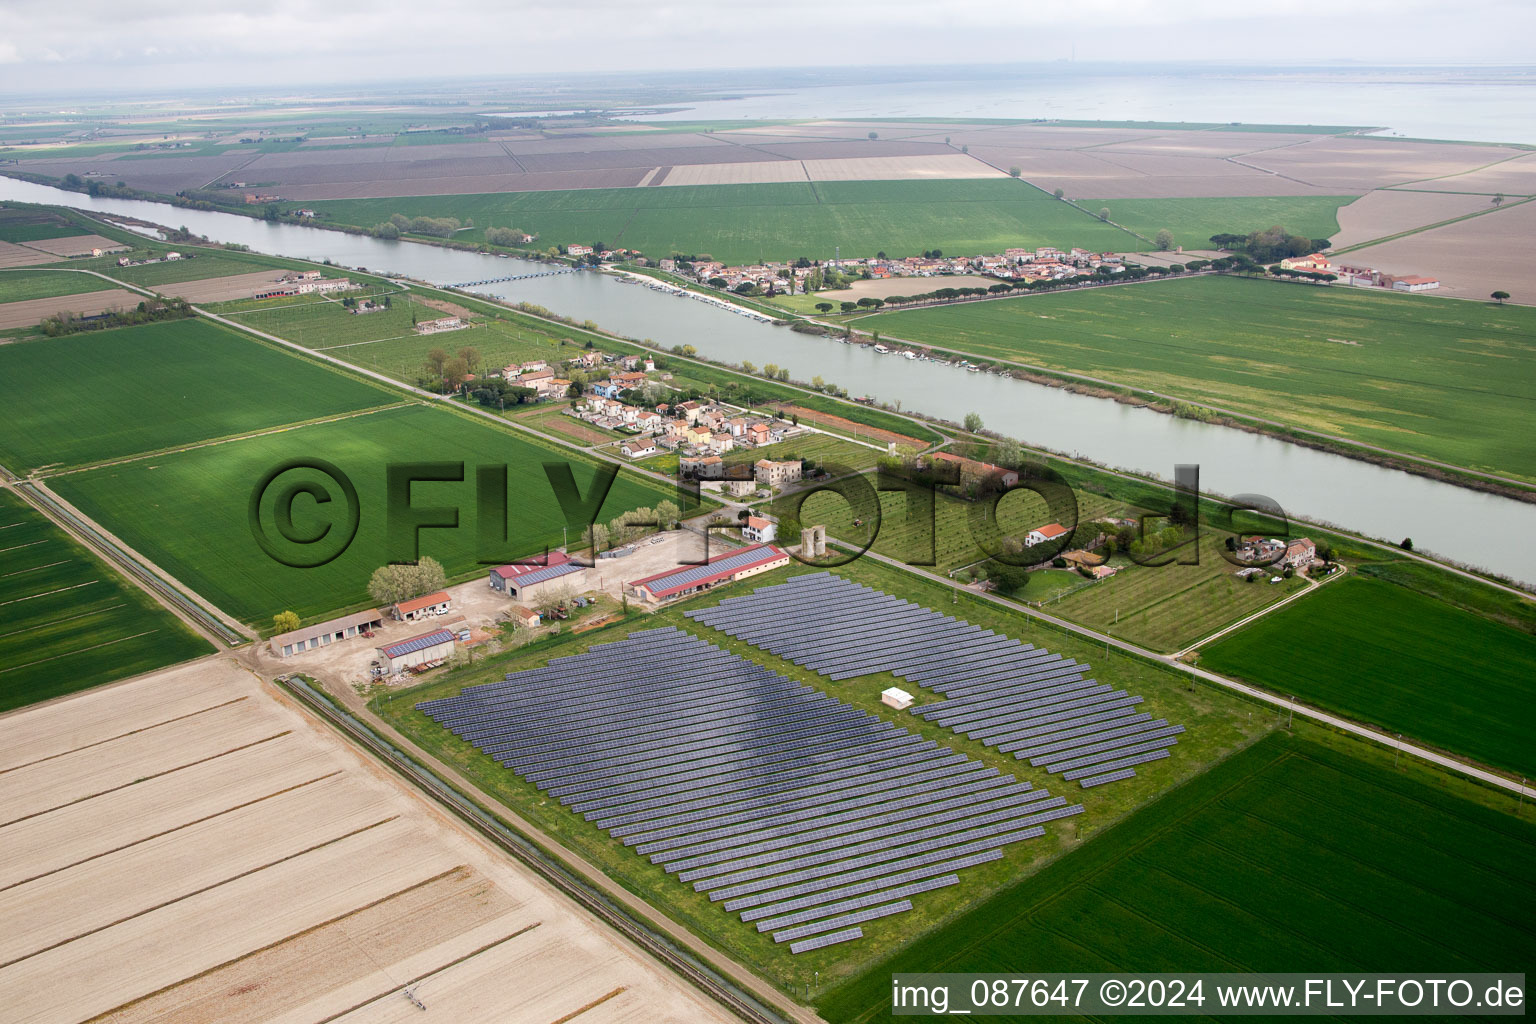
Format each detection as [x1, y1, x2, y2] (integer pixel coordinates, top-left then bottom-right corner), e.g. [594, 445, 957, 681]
[589, 397, 802, 460]
[1235, 536, 1320, 571]
[252, 270, 356, 301]
[666, 246, 1127, 294]
[499, 358, 574, 400]
[1279, 253, 1439, 292]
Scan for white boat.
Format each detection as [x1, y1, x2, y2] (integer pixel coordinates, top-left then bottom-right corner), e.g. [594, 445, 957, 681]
[902, 350, 917, 360]
[873, 344, 890, 354]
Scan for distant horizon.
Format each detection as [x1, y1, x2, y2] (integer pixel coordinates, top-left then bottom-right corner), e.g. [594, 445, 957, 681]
[4, 59, 1534, 108]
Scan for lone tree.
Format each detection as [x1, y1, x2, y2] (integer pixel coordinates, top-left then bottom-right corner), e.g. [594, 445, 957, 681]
[1155, 228, 1175, 251]
[868, 131, 879, 140]
[1008, 166, 1022, 178]
[963, 411, 985, 433]
[367, 557, 447, 607]
[1098, 206, 1111, 222]
[272, 610, 301, 634]
[1399, 537, 1414, 551]
[1492, 290, 1511, 304]
[1053, 188, 1065, 199]
[815, 302, 834, 313]
[1492, 192, 1506, 207]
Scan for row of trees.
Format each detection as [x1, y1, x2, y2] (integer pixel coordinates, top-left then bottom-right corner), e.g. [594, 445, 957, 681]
[372, 213, 464, 239]
[582, 501, 683, 551]
[1211, 225, 1331, 263]
[484, 226, 533, 246]
[41, 297, 193, 337]
[366, 557, 448, 607]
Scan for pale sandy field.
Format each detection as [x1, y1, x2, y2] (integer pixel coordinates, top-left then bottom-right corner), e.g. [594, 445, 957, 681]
[154, 268, 297, 302]
[804, 154, 1004, 181]
[964, 147, 1332, 198]
[21, 233, 128, 257]
[0, 659, 734, 1024]
[1093, 132, 1324, 159]
[655, 153, 1005, 186]
[0, 240, 53, 268]
[1330, 189, 1499, 248]
[0, 288, 144, 329]
[1243, 137, 1529, 191]
[655, 161, 808, 187]
[1342, 199, 1536, 300]
[1404, 152, 1536, 196]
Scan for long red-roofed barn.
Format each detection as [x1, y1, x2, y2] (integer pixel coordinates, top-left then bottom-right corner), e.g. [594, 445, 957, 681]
[627, 544, 790, 604]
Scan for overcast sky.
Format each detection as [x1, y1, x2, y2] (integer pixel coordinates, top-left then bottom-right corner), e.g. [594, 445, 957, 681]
[2, 0, 1533, 97]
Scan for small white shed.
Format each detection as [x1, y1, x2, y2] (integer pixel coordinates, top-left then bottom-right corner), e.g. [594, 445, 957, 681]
[881, 687, 915, 711]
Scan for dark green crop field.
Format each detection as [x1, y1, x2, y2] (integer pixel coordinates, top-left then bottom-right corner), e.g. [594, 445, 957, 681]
[820, 732, 1536, 1023]
[0, 490, 212, 712]
[866, 275, 1536, 480]
[1199, 576, 1536, 774]
[50, 404, 682, 624]
[1078, 195, 1352, 250]
[0, 268, 126, 304]
[0, 318, 397, 473]
[0, 220, 90, 244]
[308, 179, 1140, 263]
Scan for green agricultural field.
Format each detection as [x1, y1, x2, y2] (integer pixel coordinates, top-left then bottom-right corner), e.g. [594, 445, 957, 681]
[0, 490, 212, 713]
[820, 731, 1536, 1023]
[0, 268, 125, 304]
[220, 294, 428, 349]
[1079, 195, 1353, 248]
[0, 318, 397, 473]
[301, 311, 574, 381]
[372, 552, 1274, 994]
[106, 253, 289, 286]
[866, 274, 1536, 480]
[308, 180, 1140, 264]
[50, 404, 684, 624]
[794, 481, 1125, 574]
[0, 219, 90, 244]
[1046, 531, 1309, 653]
[727, 432, 888, 474]
[1200, 576, 1536, 774]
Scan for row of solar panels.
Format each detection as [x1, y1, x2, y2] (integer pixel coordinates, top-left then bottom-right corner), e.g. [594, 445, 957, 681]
[417, 627, 1083, 952]
[686, 573, 1184, 788]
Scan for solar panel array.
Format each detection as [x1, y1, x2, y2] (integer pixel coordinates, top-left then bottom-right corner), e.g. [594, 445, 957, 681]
[416, 626, 1081, 953]
[686, 573, 1184, 788]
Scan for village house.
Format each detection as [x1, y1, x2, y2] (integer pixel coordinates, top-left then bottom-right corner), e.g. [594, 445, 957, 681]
[746, 423, 771, 446]
[930, 451, 1020, 488]
[755, 459, 802, 490]
[620, 438, 658, 459]
[741, 515, 777, 544]
[1284, 537, 1318, 568]
[681, 454, 725, 479]
[1025, 523, 1070, 547]
[567, 244, 593, 256]
[392, 590, 452, 622]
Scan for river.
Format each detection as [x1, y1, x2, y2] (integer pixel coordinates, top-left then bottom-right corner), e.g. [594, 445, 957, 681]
[2, 176, 1531, 585]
